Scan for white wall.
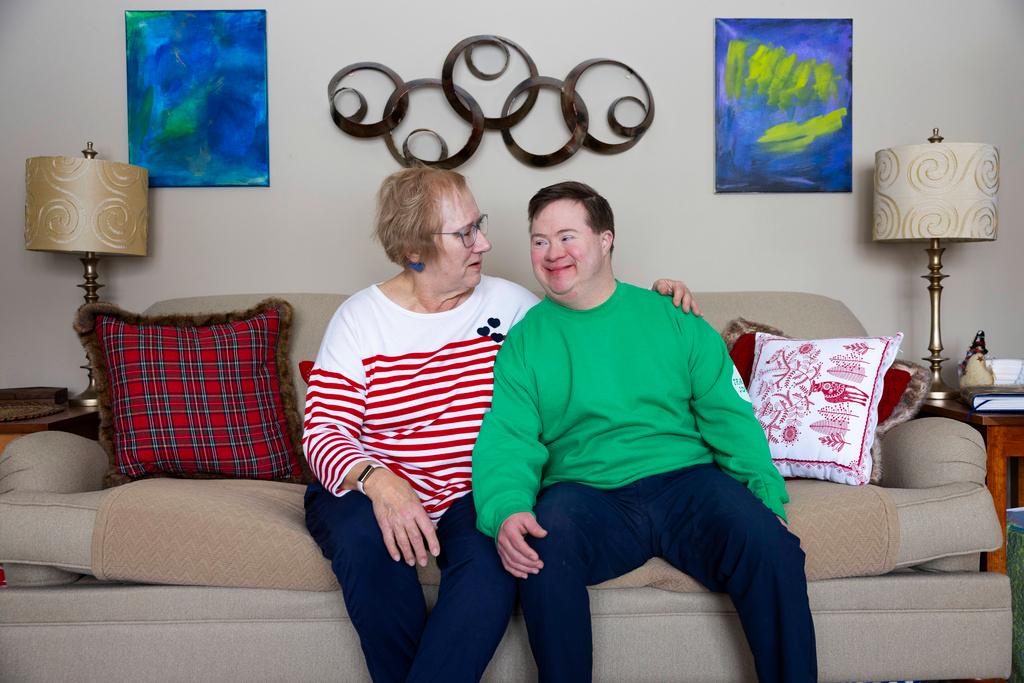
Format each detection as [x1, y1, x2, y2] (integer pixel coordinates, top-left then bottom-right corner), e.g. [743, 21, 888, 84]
[1, 0, 1021, 391]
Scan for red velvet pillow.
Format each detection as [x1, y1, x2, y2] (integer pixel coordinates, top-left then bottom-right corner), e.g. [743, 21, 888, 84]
[728, 332, 912, 423]
[75, 299, 309, 486]
[299, 360, 314, 384]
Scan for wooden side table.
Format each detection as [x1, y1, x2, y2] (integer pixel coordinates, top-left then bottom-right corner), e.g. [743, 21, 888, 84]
[918, 398, 1024, 573]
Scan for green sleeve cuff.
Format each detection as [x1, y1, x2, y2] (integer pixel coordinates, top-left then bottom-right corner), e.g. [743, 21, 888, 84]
[748, 476, 788, 522]
[766, 497, 788, 523]
[475, 494, 535, 539]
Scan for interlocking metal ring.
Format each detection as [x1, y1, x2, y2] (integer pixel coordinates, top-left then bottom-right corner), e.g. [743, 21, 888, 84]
[501, 76, 589, 168]
[401, 129, 450, 164]
[382, 78, 485, 170]
[328, 36, 654, 168]
[327, 62, 408, 138]
[442, 35, 540, 131]
[562, 59, 654, 155]
[464, 37, 510, 81]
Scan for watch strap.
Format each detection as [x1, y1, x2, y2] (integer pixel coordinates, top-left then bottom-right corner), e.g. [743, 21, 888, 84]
[356, 464, 378, 494]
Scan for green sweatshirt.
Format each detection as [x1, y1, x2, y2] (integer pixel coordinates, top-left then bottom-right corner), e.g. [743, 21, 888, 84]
[472, 281, 788, 539]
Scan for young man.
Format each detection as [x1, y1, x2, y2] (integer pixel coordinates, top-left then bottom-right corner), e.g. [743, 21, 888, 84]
[472, 182, 817, 682]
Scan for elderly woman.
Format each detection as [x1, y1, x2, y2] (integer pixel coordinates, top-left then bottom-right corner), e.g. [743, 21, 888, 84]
[303, 167, 697, 683]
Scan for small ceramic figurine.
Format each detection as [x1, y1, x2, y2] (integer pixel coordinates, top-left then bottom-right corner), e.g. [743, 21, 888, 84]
[958, 330, 988, 375]
[960, 353, 995, 388]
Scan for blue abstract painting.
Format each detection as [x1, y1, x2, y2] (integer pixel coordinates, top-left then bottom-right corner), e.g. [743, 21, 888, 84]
[715, 18, 852, 193]
[126, 10, 269, 187]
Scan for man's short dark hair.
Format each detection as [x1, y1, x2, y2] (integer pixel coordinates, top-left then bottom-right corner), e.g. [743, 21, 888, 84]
[527, 181, 615, 243]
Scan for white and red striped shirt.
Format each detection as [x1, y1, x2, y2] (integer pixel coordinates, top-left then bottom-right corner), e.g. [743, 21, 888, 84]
[303, 276, 539, 522]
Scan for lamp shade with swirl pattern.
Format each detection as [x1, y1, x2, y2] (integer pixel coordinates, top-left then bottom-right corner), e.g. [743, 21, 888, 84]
[24, 142, 149, 406]
[25, 152, 148, 256]
[872, 132, 1000, 400]
[873, 141, 999, 243]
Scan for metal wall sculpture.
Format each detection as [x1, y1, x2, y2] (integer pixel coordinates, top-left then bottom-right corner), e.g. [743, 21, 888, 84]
[327, 35, 654, 169]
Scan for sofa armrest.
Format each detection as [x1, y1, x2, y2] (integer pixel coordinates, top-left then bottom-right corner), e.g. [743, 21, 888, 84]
[0, 431, 108, 495]
[0, 433, 108, 586]
[878, 417, 986, 489]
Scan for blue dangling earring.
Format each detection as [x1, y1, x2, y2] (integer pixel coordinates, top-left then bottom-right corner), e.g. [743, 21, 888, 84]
[408, 261, 425, 273]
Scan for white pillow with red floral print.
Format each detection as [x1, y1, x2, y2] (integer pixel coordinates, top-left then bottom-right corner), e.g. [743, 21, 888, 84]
[748, 332, 904, 486]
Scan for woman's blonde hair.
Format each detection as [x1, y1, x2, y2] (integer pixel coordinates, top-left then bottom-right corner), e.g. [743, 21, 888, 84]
[374, 167, 469, 266]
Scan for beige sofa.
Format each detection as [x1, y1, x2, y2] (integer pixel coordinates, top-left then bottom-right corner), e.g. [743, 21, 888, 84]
[0, 291, 1011, 682]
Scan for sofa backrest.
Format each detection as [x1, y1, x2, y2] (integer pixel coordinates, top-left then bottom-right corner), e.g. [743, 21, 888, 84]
[144, 289, 865, 408]
[696, 291, 866, 338]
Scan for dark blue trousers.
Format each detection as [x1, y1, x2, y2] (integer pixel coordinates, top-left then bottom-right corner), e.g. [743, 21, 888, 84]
[519, 464, 817, 683]
[305, 484, 515, 683]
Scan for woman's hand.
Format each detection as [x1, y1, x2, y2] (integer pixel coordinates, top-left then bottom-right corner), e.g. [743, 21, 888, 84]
[651, 279, 703, 316]
[363, 468, 440, 566]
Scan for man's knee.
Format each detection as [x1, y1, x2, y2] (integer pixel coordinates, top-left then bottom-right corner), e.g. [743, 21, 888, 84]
[533, 482, 600, 540]
[722, 513, 806, 574]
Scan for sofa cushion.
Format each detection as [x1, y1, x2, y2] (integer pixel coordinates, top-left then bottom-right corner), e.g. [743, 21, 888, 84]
[86, 476, 906, 592]
[3, 448, 999, 592]
[91, 478, 337, 591]
[74, 299, 309, 486]
[598, 479, 900, 590]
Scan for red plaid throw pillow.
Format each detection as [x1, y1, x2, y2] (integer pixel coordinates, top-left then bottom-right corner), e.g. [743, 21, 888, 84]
[75, 299, 309, 486]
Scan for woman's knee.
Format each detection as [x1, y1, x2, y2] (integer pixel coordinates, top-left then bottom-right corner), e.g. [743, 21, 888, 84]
[306, 492, 393, 571]
[444, 540, 515, 595]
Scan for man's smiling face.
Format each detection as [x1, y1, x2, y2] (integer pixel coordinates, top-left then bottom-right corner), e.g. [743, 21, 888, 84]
[529, 199, 615, 310]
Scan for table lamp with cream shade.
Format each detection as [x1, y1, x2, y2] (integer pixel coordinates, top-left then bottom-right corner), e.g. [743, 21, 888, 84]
[873, 129, 999, 399]
[24, 142, 149, 406]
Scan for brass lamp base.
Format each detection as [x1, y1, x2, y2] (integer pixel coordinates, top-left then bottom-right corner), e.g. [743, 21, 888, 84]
[926, 377, 959, 401]
[921, 238, 959, 400]
[69, 363, 100, 407]
[70, 251, 103, 407]
[69, 389, 99, 408]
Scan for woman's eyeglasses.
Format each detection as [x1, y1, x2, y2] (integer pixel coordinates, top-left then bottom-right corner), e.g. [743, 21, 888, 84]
[434, 214, 488, 248]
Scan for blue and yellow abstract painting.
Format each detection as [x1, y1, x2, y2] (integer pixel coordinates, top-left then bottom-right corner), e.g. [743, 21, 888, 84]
[715, 18, 852, 193]
[126, 10, 269, 187]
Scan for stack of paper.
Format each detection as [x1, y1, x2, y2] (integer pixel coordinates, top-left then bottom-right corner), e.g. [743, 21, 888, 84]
[961, 385, 1024, 412]
[988, 359, 1024, 385]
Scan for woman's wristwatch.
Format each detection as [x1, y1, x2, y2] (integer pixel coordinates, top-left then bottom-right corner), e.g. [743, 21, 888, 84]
[356, 464, 380, 494]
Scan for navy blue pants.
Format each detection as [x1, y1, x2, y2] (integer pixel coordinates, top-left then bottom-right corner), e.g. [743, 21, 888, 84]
[519, 464, 817, 683]
[305, 484, 515, 683]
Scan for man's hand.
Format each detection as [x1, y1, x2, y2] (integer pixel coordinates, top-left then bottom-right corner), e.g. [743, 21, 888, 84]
[651, 279, 703, 316]
[496, 512, 548, 579]
[363, 468, 440, 567]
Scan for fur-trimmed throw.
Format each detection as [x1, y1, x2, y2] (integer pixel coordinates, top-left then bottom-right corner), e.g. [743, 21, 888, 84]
[74, 298, 310, 487]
